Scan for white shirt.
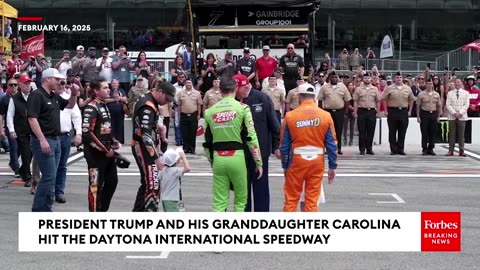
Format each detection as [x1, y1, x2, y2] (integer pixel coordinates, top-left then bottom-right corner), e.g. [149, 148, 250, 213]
[173, 83, 185, 102]
[96, 57, 113, 83]
[446, 88, 470, 121]
[58, 61, 72, 76]
[6, 92, 29, 132]
[59, 91, 82, 134]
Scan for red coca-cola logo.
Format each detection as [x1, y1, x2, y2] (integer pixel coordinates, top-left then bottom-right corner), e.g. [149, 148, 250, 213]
[21, 34, 44, 58]
[23, 38, 44, 53]
[212, 110, 237, 123]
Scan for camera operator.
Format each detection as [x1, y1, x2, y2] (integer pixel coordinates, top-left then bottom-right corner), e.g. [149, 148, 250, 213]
[55, 50, 73, 77]
[112, 46, 134, 95]
[81, 47, 99, 84]
[21, 53, 47, 89]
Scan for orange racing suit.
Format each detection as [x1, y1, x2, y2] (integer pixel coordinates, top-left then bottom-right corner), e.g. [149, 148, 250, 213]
[279, 99, 337, 212]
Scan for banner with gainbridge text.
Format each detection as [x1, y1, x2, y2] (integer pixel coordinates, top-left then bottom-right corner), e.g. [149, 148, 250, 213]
[18, 212, 460, 252]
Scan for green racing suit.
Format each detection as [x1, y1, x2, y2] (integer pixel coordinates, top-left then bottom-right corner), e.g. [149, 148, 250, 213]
[203, 96, 262, 212]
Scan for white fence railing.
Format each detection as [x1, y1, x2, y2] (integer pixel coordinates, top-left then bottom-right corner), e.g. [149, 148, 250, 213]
[435, 46, 479, 71]
[313, 57, 437, 74]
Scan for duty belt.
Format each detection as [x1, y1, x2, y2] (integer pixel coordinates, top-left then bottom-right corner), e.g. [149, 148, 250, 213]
[181, 112, 197, 117]
[326, 108, 343, 112]
[359, 107, 376, 111]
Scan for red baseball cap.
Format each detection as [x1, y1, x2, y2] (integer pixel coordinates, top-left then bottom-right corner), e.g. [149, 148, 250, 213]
[18, 74, 32, 83]
[233, 74, 249, 88]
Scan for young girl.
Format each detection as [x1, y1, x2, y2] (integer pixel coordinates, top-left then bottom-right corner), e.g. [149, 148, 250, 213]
[159, 148, 191, 212]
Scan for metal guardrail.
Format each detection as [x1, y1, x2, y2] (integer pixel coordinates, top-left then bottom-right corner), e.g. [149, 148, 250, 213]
[50, 59, 172, 80]
[48, 57, 474, 81]
[435, 47, 479, 71]
[313, 57, 437, 74]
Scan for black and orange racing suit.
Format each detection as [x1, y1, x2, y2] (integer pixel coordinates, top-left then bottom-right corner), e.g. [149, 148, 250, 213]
[131, 93, 162, 212]
[82, 99, 118, 212]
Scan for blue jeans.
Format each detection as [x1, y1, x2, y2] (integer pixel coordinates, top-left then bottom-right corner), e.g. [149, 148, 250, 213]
[174, 109, 183, 144]
[55, 134, 71, 197]
[1, 137, 9, 151]
[6, 130, 19, 173]
[31, 136, 61, 212]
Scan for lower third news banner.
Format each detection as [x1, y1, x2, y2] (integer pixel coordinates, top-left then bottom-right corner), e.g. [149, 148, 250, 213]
[18, 212, 461, 252]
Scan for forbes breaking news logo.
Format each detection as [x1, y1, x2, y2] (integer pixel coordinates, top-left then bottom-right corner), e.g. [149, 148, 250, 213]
[421, 212, 461, 252]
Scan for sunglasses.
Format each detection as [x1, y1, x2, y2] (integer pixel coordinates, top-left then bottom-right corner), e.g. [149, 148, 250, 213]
[287, 47, 294, 50]
[8, 83, 18, 87]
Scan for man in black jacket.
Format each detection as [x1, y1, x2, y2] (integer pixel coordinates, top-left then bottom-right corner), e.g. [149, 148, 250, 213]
[7, 74, 32, 186]
[234, 74, 280, 212]
[0, 79, 20, 177]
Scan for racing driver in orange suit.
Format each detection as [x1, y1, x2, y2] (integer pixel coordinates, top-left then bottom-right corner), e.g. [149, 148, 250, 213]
[277, 83, 338, 212]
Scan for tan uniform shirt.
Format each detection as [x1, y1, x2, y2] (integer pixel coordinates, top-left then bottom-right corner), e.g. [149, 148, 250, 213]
[382, 84, 415, 108]
[203, 88, 222, 110]
[353, 85, 381, 108]
[179, 89, 202, 113]
[161, 103, 171, 117]
[417, 90, 441, 112]
[286, 87, 300, 109]
[318, 83, 352, 109]
[262, 87, 285, 111]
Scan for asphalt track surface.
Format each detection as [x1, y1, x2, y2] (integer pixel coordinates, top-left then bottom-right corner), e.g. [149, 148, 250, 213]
[0, 142, 479, 270]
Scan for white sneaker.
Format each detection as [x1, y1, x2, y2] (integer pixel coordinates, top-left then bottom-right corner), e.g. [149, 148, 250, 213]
[214, 251, 223, 254]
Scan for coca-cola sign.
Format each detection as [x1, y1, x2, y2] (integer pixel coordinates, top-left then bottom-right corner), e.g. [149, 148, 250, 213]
[21, 33, 44, 60]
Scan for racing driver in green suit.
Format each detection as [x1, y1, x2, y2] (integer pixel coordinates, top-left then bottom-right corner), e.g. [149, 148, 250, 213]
[204, 75, 263, 212]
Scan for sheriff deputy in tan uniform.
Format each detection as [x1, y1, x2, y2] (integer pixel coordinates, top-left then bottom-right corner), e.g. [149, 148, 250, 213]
[353, 72, 380, 155]
[318, 71, 352, 155]
[285, 76, 304, 111]
[381, 71, 415, 155]
[262, 74, 285, 124]
[178, 78, 202, 154]
[202, 78, 222, 114]
[416, 78, 442, 156]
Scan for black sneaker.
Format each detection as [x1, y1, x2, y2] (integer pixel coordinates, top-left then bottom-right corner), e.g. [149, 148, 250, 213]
[427, 150, 436, 156]
[397, 151, 407, 156]
[359, 151, 365, 155]
[24, 179, 32, 187]
[367, 150, 375, 155]
[14, 172, 20, 178]
[55, 196, 66, 203]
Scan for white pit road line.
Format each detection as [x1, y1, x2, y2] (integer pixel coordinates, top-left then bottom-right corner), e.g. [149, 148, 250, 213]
[126, 251, 170, 259]
[368, 193, 406, 203]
